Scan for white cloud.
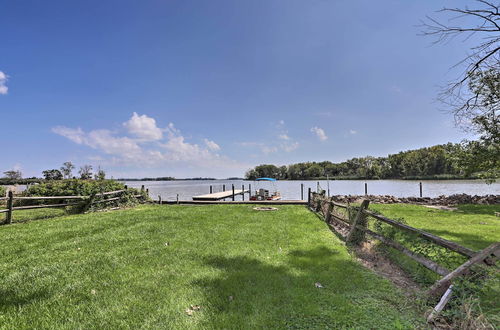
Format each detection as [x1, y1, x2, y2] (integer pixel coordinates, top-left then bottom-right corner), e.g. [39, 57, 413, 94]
[204, 139, 220, 151]
[311, 127, 328, 141]
[123, 112, 163, 141]
[282, 142, 299, 152]
[0, 71, 9, 95]
[261, 146, 278, 154]
[52, 114, 244, 175]
[349, 129, 357, 135]
[52, 126, 142, 157]
[278, 134, 290, 140]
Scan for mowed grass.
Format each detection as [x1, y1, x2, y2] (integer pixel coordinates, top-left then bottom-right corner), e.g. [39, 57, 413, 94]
[0, 205, 422, 329]
[369, 204, 500, 251]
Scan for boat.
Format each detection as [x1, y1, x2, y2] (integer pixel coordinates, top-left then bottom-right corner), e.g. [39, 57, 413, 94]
[250, 177, 281, 201]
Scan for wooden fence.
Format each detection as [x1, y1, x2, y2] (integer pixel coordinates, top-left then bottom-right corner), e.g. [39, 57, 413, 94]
[1, 189, 145, 225]
[307, 190, 499, 319]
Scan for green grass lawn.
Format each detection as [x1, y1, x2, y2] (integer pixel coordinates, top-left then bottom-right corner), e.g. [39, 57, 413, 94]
[0, 204, 422, 329]
[369, 204, 500, 251]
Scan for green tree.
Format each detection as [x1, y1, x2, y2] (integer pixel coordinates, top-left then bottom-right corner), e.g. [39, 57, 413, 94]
[3, 170, 22, 180]
[79, 165, 93, 180]
[60, 161, 75, 179]
[42, 169, 63, 180]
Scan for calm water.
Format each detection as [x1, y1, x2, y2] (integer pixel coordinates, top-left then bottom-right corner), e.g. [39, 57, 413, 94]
[123, 179, 500, 201]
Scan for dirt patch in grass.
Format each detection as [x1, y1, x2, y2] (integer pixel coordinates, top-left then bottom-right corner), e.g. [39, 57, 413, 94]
[422, 205, 458, 211]
[327, 218, 422, 296]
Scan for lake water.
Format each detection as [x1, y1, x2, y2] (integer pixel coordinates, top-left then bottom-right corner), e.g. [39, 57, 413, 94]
[122, 179, 500, 201]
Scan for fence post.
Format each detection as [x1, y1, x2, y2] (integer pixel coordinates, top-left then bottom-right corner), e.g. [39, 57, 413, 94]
[242, 185, 245, 201]
[5, 191, 13, 224]
[158, 195, 162, 204]
[176, 194, 179, 204]
[223, 184, 226, 192]
[301, 183, 304, 200]
[141, 185, 145, 192]
[315, 192, 324, 212]
[364, 182, 368, 196]
[307, 188, 311, 207]
[210, 185, 213, 194]
[346, 199, 370, 245]
[419, 182, 423, 198]
[232, 184, 235, 201]
[325, 198, 334, 223]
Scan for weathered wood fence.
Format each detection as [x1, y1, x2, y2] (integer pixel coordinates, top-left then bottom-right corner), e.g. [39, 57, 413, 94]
[1, 188, 145, 225]
[307, 190, 499, 302]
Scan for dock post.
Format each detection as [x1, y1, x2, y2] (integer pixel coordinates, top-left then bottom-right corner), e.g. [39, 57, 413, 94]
[210, 185, 213, 194]
[176, 194, 179, 204]
[249, 184, 251, 198]
[317, 182, 319, 193]
[232, 184, 235, 201]
[419, 182, 423, 197]
[307, 188, 311, 207]
[158, 195, 162, 204]
[146, 188, 149, 196]
[301, 183, 304, 200]
[364, 182, 368, 196]
[5, 191, 13, 224]
[223, 184, 226, 192]
[242, 185, 245, 201]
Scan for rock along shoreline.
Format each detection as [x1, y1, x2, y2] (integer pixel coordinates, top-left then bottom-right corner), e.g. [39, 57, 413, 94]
[329, 193, 499, 206]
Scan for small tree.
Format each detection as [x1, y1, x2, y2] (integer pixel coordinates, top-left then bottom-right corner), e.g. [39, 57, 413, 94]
[60, 161, 75, 179]
[42, 169, 63, 180]
[3, 170, 22, 180]
[94, 167, 106, 180]
[79, 165, 93, 180]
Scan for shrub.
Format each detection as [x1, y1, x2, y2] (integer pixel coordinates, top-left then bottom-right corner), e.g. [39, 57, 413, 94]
[0, 185, 6, 198]
[21, 179, 149, 210]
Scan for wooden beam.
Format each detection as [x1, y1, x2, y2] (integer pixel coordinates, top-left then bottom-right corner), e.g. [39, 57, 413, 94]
[346, 200, 370, 244]
[361, 227, 450, 276]
[363, 209, 476, 258]
[14, 196, 87, 200]
[12, 202, 80, 210]
[428, 242, 500, 297]
[427, 285, 454, 323]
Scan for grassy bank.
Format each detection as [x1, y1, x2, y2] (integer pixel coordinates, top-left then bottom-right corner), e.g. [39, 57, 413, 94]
[368, 204, 500, 323]
[0, 205, 422, 329]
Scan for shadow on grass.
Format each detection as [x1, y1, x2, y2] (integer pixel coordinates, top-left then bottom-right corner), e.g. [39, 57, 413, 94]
[417, 228, 495, 251]
[455, 204, 500, 216]
[193, 246, 413, 328]
[0, 288, 51, 311]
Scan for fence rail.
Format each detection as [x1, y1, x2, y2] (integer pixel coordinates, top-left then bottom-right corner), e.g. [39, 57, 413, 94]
[307, 191, 499, 301]
[1, 188, 145, 225]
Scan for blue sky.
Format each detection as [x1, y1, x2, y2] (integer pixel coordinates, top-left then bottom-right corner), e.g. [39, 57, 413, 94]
[0, 0, 478, 178]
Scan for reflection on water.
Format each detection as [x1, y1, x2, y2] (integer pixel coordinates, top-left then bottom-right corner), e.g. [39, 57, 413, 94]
[123, 179, 500, 201]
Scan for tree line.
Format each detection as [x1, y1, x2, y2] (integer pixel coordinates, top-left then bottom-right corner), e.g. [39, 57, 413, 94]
[245, 143, 494, 180]
[1, 162, 107, 184]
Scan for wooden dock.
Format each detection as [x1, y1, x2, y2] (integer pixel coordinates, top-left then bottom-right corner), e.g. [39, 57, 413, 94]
[192, 189, 249, 201]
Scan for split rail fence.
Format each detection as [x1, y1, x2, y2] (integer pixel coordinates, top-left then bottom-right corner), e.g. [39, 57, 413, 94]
[307, 190, 499, 319]
[0, 189, 145, 225]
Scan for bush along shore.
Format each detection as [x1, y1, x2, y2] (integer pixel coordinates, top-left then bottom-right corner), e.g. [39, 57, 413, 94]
[330, 193, 500, 205]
